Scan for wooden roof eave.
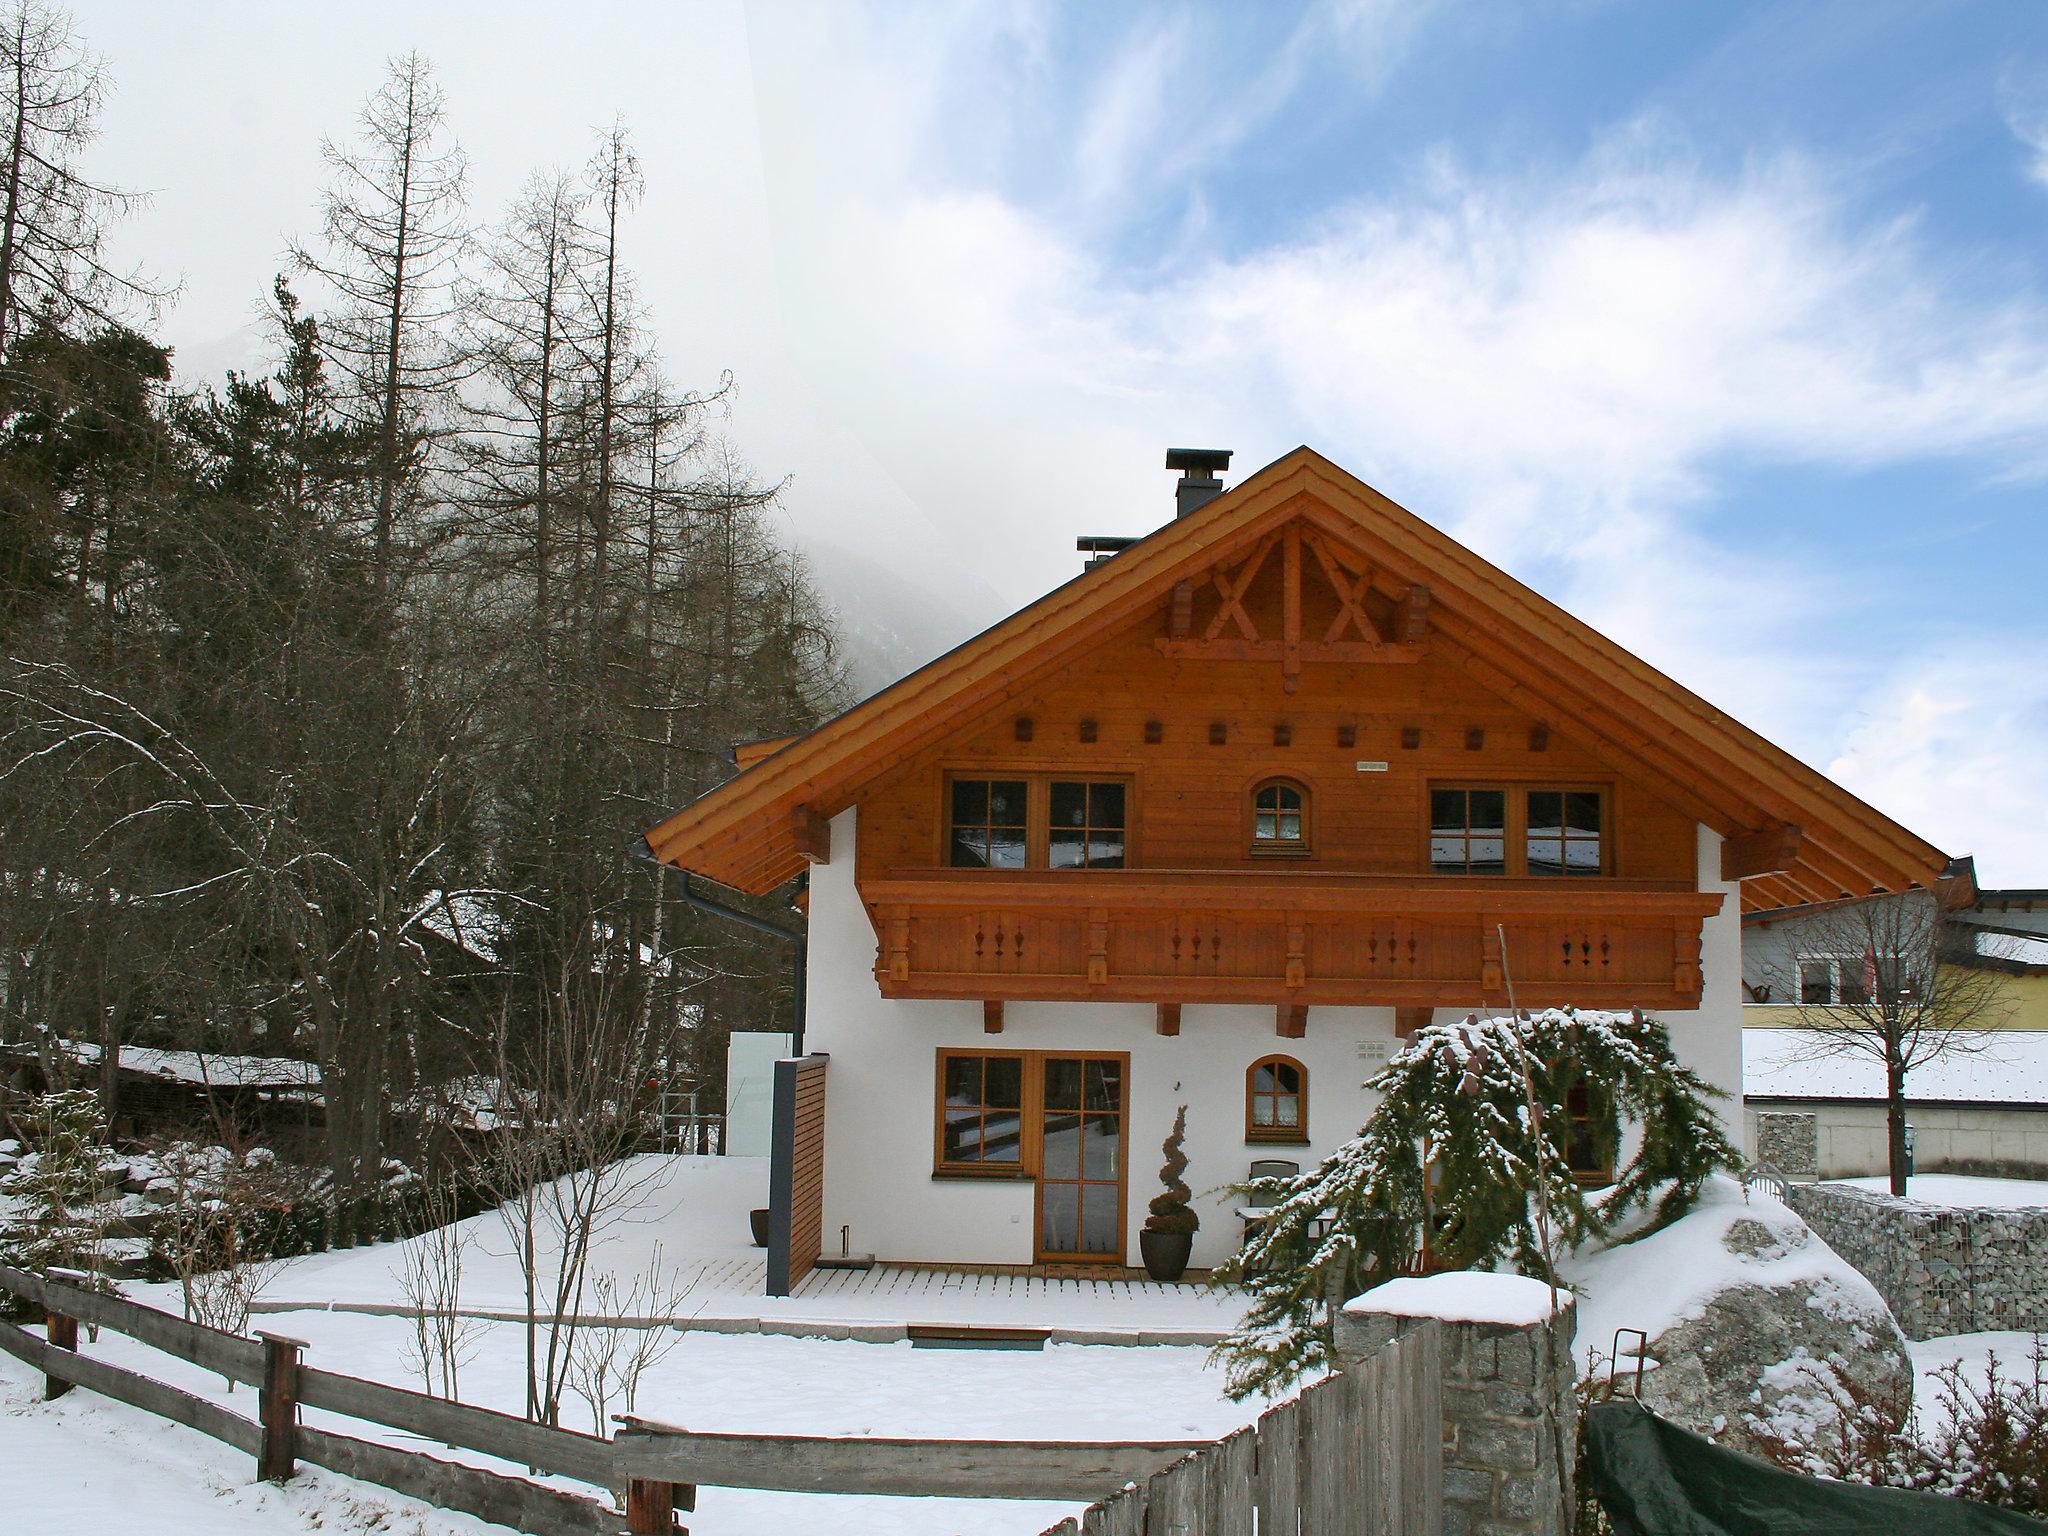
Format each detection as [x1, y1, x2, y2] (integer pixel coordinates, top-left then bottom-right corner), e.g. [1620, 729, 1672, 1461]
[646, 469, 1330, 887]
[648, 448, 1949, 898]
[1290, 473, 1944, 892]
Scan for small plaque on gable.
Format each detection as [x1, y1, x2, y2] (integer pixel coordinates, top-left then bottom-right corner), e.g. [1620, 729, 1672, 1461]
[1358, 1038, 1394, 1069]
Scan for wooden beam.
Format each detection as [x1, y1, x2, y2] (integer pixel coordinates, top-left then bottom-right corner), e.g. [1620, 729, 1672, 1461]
[1720, 823, 1803, 882]
[983, 1000, 1004, 1035]
[1155, 1003, 1181, 1037]
[1394, 1007, 1431, 1039]
[792, 806, 832, 865]
[1403, 583, 1430, 641]
[1154, 637, 1423, 665]
[1282, 522, 1302, 692]
[1276, 1004, 1308, 1039]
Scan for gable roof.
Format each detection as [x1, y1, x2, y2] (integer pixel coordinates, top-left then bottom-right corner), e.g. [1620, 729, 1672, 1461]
[644, 447, 1952, 903]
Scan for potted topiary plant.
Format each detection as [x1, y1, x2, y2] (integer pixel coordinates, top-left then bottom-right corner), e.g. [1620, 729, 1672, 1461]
[1139, 1105, 1200, 1281]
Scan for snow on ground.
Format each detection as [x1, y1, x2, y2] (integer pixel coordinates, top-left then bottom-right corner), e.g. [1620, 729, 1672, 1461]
[1839, 1173, 2048, 1209]
[1907, 1332, 2048, 1434]
[0, 1348, 495, 1536]
[5, 1302, 1251, 1535]
[1558, 1174, 1891, 1372]
[24, 1153, 1259, 1535]
[186, 1154, 1243, 1335]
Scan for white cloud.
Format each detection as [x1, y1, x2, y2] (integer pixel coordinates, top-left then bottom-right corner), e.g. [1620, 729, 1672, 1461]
[1827, 655, 2048, 886]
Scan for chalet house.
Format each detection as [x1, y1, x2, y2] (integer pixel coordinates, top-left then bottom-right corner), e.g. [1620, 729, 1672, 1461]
[642, 447, 1951, 1286]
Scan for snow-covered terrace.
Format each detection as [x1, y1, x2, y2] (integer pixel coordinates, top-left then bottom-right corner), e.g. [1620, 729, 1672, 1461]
[207, 1155, 1241, 1341]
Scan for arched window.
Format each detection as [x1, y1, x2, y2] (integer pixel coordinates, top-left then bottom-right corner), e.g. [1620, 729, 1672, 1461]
[1247, 1055, 1308, 1144]
[1251, 779, 1310, 855]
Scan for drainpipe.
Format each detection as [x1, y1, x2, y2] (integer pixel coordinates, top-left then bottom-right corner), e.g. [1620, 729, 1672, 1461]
[629, 837, 808, 1055]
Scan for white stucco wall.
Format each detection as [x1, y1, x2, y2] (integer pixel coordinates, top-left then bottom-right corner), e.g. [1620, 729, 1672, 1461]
[801, 811, 1746, 1270]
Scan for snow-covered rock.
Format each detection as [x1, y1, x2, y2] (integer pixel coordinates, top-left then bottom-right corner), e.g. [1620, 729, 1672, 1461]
[1563, 1174, 1912, 1455]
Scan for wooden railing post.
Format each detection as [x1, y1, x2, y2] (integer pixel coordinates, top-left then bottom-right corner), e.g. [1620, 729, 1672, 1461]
[624, 1476, 688, 1535]
[257, 1331, 307, 1482]
[42, 1307, 76, 1400]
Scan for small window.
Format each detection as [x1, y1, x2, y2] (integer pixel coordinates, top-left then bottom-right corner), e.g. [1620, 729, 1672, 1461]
[1563, 1076, 1616, 1185]
[1526, 790, 1602, 877]
[1049, 781, 1126, 869]
[939, 1051, 1025, 1169]
[1247, 1055, 1308, 1144]
[1252, 779, 1310, 855]
[1795, 954, 1906, 1007]
[1430, 788, 1506, 874]
[949, 779, 1028, 868]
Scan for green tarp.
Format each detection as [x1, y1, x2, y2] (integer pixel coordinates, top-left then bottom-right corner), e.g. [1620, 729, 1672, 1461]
[1584, 1400, 2048, 1535]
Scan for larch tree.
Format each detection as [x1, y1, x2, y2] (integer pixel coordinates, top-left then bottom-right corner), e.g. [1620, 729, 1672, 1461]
[0, 0, 160, 369]
[292, 50, 468, 593]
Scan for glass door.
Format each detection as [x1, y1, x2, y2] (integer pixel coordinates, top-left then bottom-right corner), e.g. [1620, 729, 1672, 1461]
[1036, 1055, 1125, 1262]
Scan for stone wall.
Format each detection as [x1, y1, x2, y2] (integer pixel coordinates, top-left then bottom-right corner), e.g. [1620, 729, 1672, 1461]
[1754, 1111, 1818, 1176]
[1786, 1181, 2048, 1340]
[1339, 1283, 1577, 1536]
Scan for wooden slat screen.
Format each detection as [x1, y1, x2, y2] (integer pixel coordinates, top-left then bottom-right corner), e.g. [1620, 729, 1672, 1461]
[1049, 1319, 1444, 1536]
[768, 1052, 829, 1296]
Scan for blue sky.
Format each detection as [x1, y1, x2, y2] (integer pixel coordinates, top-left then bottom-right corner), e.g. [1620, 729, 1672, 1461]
[88, 0, 2048, 880]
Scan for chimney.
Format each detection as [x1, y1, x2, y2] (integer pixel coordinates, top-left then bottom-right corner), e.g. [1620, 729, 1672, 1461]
[1166, 447, 1233, 517]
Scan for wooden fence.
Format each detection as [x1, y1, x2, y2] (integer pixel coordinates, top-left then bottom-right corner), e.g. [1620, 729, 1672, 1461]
[0, 1263, 1218, 1534]
[1039, 1321, 1444, 1536]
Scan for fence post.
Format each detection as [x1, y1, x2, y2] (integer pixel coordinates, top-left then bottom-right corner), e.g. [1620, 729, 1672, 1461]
[257, 1331, 307, 1482]
[625, 1476, 687, 1535]
[42, 1306, 77, 1400]
[41, 1265, 89, 1401]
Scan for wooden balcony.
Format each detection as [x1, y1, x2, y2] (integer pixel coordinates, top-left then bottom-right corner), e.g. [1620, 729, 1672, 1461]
[860, 870, 1726, 1011]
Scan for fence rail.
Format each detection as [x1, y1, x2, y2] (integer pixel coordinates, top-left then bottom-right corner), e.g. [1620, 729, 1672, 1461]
[0, 1262, 1241, 1534]
[1040, 1320, 1444, 1536]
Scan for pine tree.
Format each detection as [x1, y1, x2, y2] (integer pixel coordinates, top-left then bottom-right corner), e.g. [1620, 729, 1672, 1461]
[1213, 1007, 1740, 1399]
[1, 1086, 117, 1281]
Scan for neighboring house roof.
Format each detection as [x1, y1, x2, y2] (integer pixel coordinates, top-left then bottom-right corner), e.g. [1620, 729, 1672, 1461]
[1744, 1026, 2048, 1108]
[45, 1038, 321, 1092]
[644, 447, 1951, 903]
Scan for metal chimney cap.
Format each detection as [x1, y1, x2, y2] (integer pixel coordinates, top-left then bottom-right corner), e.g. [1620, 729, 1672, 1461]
[1165, 447, 1233, 476]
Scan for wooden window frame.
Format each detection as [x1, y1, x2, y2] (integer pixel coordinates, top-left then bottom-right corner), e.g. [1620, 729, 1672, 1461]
[1246, 776, 1314, 859]
[1246, 1054, 1309, 1145]
[931, 1048, 1134, 1265]
[1427, 781, 1612, 878]
[940, 771, 1135, 872]
[1563, 1074, 1617, 1187]
[934, 1047, 1031, 1178]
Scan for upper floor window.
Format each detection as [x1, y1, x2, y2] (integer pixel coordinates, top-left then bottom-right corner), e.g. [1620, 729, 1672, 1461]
[1429, 788, 1506, 874]
[1049, 780, 1126, 869]
[1797, 953, 1907, 1007]
[1526, 790, 1602, 877]
[1251, 779, 1310, 855]
[949, 778, 1028, 869]
[1247, 1055, 1308, 1143]
[1430, 786, 1605, 877]
[947, 775, 1128, 870]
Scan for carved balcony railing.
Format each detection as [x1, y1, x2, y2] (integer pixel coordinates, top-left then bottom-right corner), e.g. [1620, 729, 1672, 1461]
[860, 870, 1725, 1011]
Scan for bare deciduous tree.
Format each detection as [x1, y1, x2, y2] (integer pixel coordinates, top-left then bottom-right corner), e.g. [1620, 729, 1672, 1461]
[1765, 893, 2015, 1194]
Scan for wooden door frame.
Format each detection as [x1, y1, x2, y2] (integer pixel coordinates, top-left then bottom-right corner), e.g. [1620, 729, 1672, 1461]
[1031, 1050, 1131, 1266]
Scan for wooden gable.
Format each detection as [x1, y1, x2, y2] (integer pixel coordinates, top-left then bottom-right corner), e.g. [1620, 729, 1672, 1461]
[644, 448, 1951, 915]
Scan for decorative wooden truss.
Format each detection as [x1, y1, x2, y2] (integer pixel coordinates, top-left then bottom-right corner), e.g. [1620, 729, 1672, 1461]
[1156, 523, 1428, 692]
[862, 870, 1723, 1013]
